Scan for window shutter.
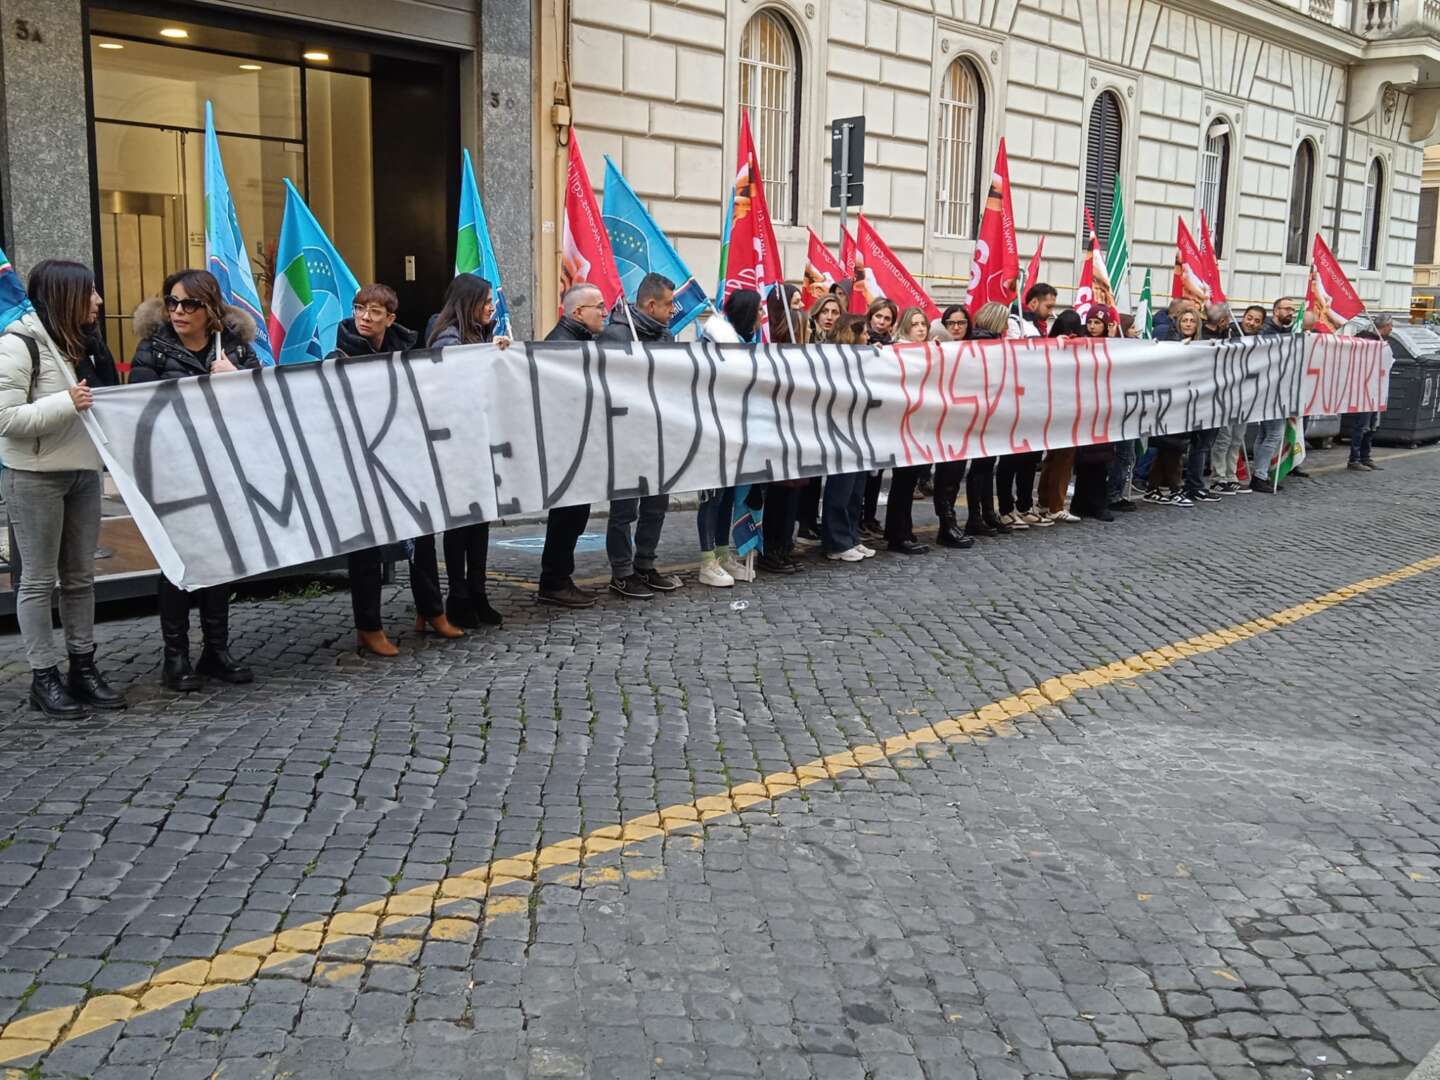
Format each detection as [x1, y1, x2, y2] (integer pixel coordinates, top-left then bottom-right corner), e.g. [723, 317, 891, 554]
[1213, 134, 1230, 257]
[1417, 187, 1438, 267]
[1083, 92, 1122, 243]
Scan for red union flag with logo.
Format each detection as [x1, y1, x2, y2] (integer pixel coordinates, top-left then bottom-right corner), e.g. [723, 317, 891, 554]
[1074, 209, 1115, 320]
[841, 225, 870, 314]
[967, 138, 1020, 312]
[802, 227, 846, 308]
[855, 215, 939, 320]
[561, 132, 623, 313]
[1172, 217, 1214, 306]
[722, 111, 785, 311]
[1307, 233, 1365, 334]
[1197, 210, 1228, 303]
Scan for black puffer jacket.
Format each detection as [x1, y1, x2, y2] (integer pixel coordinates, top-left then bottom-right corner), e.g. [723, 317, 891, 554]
[544, 315, 595, 343]
[597, 305, 673, 344]
[328, 318, 418, 359]
[128, 298, 261, 383]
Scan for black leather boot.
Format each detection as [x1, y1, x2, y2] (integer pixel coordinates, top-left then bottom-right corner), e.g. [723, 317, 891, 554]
[195, 586, 253, 684]
[68, 650, 126, 710]
[469, 591, 503, 627]
[31, 667, 88, 718]
[159, 578, 202, 691]
[445, 592, 480, 629]
[936, 518, 975, 550]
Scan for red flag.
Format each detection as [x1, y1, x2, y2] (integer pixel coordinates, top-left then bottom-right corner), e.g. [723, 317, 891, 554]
[722, 111, 785, 314]
[1197, 211, 1228, 303]
[561, 132, 623, 313]
[1307, 233, 1364, 334]
[1074, 209, 1115, 321]
[1172, 218, 1214, 306]
[1024, 235, 1046, 300]
[802, 227, 846, 308]
[841, 226, 869, 314]
[855, 214, 939, 320]
[966, 139, 1020, 312]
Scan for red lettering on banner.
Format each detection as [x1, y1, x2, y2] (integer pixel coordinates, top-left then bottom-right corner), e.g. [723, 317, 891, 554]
[1006, 342, 1033, 453]
[975, 339, 1009, 457]
[1071, 345, 1084, 447]
[941, 341, 983, 460]
[1101, 340, 1115, 442]
[893, 343, 936, 466]
[1041, 339, 1056, 450]
[1303, 335, 1324, 415]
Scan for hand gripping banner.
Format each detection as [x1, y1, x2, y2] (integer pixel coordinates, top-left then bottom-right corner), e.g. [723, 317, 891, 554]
[84, 335, 1392, 589]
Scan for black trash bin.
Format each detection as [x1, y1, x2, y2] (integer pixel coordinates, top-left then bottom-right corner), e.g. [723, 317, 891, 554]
[1372, 356, 1440, 447]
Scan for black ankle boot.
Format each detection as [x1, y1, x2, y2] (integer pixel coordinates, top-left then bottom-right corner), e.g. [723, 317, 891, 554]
[30, 666, 88, 719]
[68, 650, 126, 710]
[471, 594, 503, 627]
[445, 593, 480, 629]
[195, 586, 252, 684]
[163, 649, 202, 692]
[196, 646, 253, 684]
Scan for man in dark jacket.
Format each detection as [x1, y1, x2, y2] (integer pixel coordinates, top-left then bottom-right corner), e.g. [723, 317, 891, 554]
[537, 284, 609, 608]
[596, 273, 683, 599]
[1201, 302, 1240, 341]
[1348, 313, 1392, 472]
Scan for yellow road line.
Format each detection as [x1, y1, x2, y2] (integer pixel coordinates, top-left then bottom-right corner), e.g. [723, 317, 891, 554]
[3, 553, 1439, 1066]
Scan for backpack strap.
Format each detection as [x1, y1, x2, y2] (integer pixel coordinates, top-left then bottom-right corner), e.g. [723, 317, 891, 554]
[1, 331, 43, 404]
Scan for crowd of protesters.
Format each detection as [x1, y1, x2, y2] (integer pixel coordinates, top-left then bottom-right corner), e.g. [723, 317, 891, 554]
[0, 262, 1393, 717]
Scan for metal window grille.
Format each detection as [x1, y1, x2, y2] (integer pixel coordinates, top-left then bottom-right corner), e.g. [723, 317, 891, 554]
[1082, 91, 1123, 240]
[739, 11, 799, 226]
[1199, 120, 1231, 257]
[1360, 158, 1383, 272]
[1286, 141, 1315, 265]
[934, 59, 983, 239]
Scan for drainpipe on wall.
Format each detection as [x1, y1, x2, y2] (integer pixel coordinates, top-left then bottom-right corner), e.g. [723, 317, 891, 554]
[1331, 63, 1353, 252]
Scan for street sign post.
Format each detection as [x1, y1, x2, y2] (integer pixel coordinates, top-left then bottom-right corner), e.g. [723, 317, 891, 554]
[829, 116, 865, 254]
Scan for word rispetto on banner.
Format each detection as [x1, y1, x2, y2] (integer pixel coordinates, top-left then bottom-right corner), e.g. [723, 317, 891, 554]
[83, 335, 1391, 590]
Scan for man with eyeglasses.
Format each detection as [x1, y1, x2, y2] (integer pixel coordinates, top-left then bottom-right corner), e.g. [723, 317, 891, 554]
[535, 284, 609, 609]
[596, 272, 684, 599]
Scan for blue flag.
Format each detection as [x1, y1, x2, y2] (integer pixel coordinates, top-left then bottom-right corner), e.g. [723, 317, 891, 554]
[0, 246, 33, 330]
[204, 101, 276, 365]
[268, 178, 360, 366]
[456, 149, 511, 338]
[601, 157, 710, 336]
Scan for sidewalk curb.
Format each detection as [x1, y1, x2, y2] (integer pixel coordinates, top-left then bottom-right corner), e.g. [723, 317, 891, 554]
[1406, 1043, 1440, 1080]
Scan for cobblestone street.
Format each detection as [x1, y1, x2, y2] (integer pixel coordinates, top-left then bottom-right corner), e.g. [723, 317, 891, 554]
[1, 446, 1439, 1080]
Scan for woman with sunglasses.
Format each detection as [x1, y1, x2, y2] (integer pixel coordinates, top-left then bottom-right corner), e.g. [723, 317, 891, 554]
[130, 269, 261, 690]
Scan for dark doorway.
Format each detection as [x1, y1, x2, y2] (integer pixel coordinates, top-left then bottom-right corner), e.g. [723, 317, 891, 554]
[370, 55, 460, 336]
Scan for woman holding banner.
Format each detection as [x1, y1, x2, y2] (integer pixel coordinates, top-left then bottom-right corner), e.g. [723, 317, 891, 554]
[758, 285, 809, 575]
[881, 307, 932, 556]
[0, 259, 126, 717]
[420, 275, 504, 628]
[794, 294, 845, 543]
[130, 269, 260, 691]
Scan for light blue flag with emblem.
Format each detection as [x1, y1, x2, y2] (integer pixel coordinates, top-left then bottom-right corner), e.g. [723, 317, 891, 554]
[456, 149, 511, 338]
[0, 245, 33, 329]
[204, 101, 275, 365]
[267, 178, 360, 366]
[601, 157, 709, 336]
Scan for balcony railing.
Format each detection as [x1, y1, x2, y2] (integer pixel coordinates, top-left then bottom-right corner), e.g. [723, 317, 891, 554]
[1280, 0, 1440, 35]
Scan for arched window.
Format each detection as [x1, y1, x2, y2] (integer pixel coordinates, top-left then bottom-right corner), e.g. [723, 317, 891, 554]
[1286, 140, 1317, 265]
[934, 58, 985, 239]
[1360, 157, 1384, 272]
[739, 10, 801, 225]
[1082, 91, 1123, 242]
[1199, 118, 1232, 257]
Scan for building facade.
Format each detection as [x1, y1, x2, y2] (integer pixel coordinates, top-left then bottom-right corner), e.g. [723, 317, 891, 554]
[549, 0, 1440, 318]
[0, 0, 539, 341]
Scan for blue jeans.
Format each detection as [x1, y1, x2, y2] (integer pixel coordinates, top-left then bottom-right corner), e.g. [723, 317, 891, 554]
[1250, 419, 1286, 480]
[821, 472, 863, 554]
[696, 488, 734, 552]
[1349, 413, 1379, 462]
[1132, 446, 1156, 488]
[1107, 441, 1136, 502]
[607, 494, 668, 577]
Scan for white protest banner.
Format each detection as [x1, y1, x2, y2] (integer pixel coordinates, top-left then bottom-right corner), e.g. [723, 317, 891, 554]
[85, 334, 1392, 590]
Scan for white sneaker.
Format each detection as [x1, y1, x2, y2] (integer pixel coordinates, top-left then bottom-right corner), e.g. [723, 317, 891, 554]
[1052, 510, 1082, 523]
[698, 562, 734, 587]
[826, 547, 865, 562]
[1024, 511, 1054, 528]
[855, 543, 877, 558]
[721, 557, 755, 582]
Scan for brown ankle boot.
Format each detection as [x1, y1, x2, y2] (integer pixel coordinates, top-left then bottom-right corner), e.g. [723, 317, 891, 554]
[357, 630, 399, 657]
[414, 614, 465, 639]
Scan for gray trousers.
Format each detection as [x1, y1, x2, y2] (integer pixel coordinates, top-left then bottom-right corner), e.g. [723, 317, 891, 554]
[1250, 419, 1286, 480]
[607, 494, 668, 578]
[1210, 422, 1248, 484]
[2, 468, 101, 670]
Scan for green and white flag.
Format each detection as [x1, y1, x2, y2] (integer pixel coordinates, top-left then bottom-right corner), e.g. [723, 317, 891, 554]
[1136, 268, 1154, 340]
[1105, 175, 1131, 312]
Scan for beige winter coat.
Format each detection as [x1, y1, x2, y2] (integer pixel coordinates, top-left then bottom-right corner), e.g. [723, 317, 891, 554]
[0, 312, 100, 472]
